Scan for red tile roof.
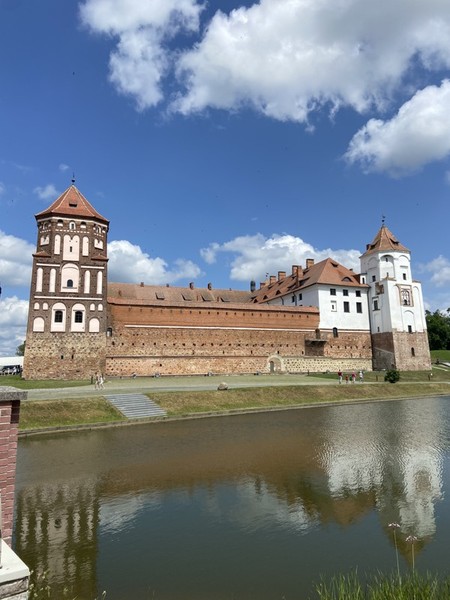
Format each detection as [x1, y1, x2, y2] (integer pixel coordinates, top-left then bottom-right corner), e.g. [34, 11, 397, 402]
[35, 184, 109, 223]
[251, 258, 366, 303]
[362, 225, 409, 256]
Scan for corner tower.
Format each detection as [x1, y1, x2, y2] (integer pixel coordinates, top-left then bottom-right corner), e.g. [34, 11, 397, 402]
[23, 184, 109, 379]
[360, 223, 431, 371]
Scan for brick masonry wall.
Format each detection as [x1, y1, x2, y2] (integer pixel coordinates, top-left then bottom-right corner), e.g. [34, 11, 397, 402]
[23, 332, 107, 380]
[372, 331, 431, 371]
[0, 388, 24, 545]
[105, 303, 373, 376]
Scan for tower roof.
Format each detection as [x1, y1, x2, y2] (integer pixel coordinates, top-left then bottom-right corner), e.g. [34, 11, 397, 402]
[35, 184, 109, 224]
[361, 224, 409, 256]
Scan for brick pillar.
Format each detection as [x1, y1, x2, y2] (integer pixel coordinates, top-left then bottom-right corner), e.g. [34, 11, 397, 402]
[0, 387, 25, 545]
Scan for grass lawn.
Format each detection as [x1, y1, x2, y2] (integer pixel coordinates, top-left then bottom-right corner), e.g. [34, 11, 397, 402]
[19, 397, 125, 430]
[151, 381, 450, 416]
[0, 375, 91, 389]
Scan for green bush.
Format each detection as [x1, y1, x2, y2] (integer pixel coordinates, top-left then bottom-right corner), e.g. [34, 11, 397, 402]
[384, 369, 400, 383]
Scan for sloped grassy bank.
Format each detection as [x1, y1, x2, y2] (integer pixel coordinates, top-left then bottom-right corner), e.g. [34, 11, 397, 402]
[18, 381, 450, 431]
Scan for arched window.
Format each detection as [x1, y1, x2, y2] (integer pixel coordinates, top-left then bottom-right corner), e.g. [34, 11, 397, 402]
[36, 267, 43, 292]
[401, 290, 411, 306]
[333, 327, 339, 338]
[67, 279, 74, 288]
[33, 317, 45, 332]
[71, 303, 85, 332]
[74, 310, 83, 323]
[54, 310, 63, 323]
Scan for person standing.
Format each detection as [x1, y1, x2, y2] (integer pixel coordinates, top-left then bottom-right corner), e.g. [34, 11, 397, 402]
[338, 370, 343, 384]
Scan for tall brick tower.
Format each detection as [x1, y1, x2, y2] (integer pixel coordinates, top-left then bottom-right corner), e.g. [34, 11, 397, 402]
[23, 183, 109, 380]
[360, 222, 431, 371]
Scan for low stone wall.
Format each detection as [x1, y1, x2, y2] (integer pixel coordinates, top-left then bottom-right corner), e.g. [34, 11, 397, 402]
[283, 356, 373, 374]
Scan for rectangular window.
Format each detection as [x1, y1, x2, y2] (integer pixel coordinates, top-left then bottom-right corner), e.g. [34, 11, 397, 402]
[403, 273, 407, 280]
[356, 302, 362, 313]
[298, 293, 302, 301]
[344, 301, 350, 313]
[330, 288, 336, 296]
[372, 275, 376, 282]
[343, 289, 349, 296]
[331, 301, 337, 312]
[408, 325, 413, 333]
[356, 290, 361, 297]
[373, 299, 379, 311]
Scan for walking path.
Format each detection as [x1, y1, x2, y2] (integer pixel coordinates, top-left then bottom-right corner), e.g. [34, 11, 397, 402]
[25, 373, 335, 401]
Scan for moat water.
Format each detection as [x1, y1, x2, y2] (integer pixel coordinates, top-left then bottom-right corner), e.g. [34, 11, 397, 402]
[13, 396, 450, 599]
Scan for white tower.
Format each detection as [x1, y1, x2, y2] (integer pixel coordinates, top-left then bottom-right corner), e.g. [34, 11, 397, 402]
[360, 223, 431, 371]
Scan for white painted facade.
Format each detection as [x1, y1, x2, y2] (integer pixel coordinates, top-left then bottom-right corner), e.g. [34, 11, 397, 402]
[360, 248, 427, 336]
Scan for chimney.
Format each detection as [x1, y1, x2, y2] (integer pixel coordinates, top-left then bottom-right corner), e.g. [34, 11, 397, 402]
[189, 282, 194, 289]
[269, 275, 276, 285]
[305, 258, 314, 269]
[259, 281, 267, 289]
[278, 271, 286, 281]
[207, 282, 212, 290]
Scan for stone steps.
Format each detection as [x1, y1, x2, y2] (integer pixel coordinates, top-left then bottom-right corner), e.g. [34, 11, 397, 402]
[105, 393, 167, 419]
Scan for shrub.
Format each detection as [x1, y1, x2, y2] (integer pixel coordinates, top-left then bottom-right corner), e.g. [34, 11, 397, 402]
[384, 369, 400, 383]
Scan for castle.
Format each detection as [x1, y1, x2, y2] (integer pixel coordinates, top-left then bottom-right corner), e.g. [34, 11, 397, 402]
[23, 184, 431, 380]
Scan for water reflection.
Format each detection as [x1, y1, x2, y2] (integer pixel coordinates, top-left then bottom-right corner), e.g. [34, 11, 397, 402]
[14, 396, 450, 599]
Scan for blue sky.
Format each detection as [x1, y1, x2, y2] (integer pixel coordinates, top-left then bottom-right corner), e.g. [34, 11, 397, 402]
[1, 0, 450, 355]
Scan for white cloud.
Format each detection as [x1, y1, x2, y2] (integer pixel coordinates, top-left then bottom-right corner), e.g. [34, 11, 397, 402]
[421, 255, 450, 288]
[345, 80, 450, 175]
[59, 163, 70, 172]
[0, 182, 5, 196]
[0, 297, 28, 356]
[34, 184, 60, 202]
[108, 239, 202, 284]
[173, 0, 450, 121]
[200, 233, 361, 283]
[0, 231, 33, 286]
[79, 0, 203, 110]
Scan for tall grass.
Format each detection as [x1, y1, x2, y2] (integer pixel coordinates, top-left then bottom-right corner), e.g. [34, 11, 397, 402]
[315, 572, 450, 599]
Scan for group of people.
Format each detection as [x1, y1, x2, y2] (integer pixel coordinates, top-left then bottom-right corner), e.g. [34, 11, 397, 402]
[94, 373, 105, 389]
[337, 370, 364, 384]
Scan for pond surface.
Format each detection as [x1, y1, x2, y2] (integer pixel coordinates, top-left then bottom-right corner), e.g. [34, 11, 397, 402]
[14, 396, 450, 599]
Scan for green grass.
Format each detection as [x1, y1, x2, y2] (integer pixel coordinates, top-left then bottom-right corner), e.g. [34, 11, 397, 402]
[308, 367, 450, 382]
[314, 571, 450, 599]
[19, 397, 125, 430]
[0, 375, 91, 389]
[431, 349, 450, 363]
[151, 381, 450, 416]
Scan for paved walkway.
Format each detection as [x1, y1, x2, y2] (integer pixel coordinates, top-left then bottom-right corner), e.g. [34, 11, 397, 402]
[25, 373, 335, 401]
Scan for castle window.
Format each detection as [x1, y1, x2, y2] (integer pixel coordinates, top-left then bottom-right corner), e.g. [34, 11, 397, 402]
[403, 273, 407, 280]
[299, 293, 302, 300]
[107, 327, 113, 337]
[331, 301, 337, 311]
[372, 275, 376, 282]
[401, 290, 411, 306]
[343, 301, 350, 313]
[408, 325, 413, 333]
[54, 310, 63, 323]
[411, 347, 415, 357]
[69, 222, 75, 230]
[343, 289, 349, 296]
[356, 302, 362, 313]
[373, 299, 379, 311]
[67, 279, 74, 288]
[57, 220, 63, 227]
[332, 327, 338, 338]
[356, 290, 361, 297]
[330, 288, 336, 295]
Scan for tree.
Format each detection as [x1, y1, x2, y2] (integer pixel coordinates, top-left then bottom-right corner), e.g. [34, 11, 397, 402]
[15, 341, 25, 356]
[425, 309, 450, 350]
